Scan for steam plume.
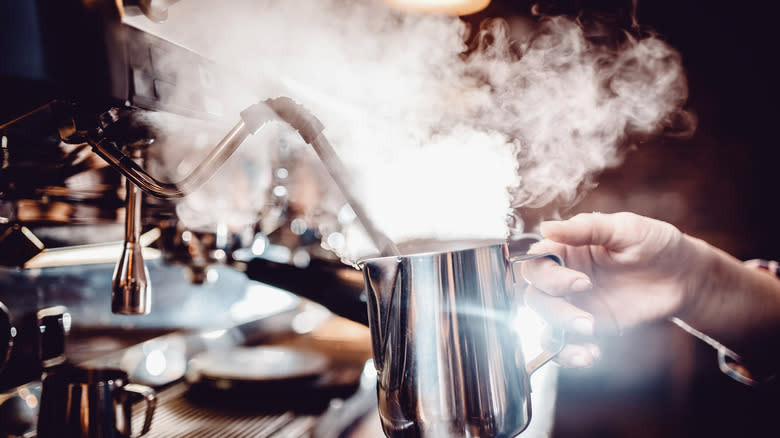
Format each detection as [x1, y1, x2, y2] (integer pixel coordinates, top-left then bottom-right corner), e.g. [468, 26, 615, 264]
[127, 0, 691, 260]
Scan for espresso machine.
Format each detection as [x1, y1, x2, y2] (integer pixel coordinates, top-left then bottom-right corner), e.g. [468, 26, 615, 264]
[0, 0, 383, 435]
[1, 0, 365, 314]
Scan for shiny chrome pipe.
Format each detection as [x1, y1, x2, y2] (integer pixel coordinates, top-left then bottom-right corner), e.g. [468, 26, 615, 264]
[258, 97, 399, 256]
[90, 121, 250, 200]
[92, 97, 398, 315]
[90, 97, 398, 255]
[111, 179, 151, 315]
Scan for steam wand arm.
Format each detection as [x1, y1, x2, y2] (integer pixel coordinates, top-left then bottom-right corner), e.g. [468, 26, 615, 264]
[89, 97, 398, 255]
[89, 120, 251, 199]
[310, 128, 400, 257]
[243, 97, 400, 257]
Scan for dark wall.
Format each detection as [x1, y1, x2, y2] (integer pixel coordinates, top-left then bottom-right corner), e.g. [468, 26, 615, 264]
[467, 0, 780, 260]
[589, 0, 780, 260]
[465, 2, 780, 437]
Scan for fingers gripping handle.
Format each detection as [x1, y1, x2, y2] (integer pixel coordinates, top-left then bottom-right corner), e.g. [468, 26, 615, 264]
[510, 252, 567, 376]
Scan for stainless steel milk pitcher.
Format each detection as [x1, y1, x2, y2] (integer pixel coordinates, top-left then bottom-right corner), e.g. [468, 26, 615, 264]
[361, 242, 564, 438]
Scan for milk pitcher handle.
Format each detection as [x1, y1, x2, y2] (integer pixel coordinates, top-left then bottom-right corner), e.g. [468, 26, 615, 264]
[117, 383, 157, 437]
[510, 252, 567, 376]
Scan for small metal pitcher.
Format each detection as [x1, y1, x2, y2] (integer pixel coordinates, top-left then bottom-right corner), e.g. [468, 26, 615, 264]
[37, 365, 157, 438]
[361, 241, 563, 438]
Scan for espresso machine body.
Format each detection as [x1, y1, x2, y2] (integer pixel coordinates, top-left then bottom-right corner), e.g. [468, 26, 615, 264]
[1, 0, 260, 388]
[1, 0, 366, 391]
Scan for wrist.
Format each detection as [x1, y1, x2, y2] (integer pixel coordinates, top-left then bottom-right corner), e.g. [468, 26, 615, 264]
[671, 235, 780, 375]
[672, 233, 719, 322]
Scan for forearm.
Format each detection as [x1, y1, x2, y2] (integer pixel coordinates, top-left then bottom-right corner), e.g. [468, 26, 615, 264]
[677, 234, 780, 375]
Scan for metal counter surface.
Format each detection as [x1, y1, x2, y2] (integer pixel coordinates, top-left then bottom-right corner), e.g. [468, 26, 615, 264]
[0, 260, 299, 331]
[129, 358, 558, 438]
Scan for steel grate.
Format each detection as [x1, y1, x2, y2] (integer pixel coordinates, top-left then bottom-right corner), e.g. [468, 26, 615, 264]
[132, 382, 317, 438]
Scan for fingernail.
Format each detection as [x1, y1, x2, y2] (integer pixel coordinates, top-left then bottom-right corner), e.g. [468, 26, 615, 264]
[571, 353, 590, 368]
[571, 278, 592, 292]
[571, 318, 594, 336]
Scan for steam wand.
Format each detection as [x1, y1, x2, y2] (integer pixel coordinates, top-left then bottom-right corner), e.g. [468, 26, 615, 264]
[244, 97, 400, 257]
[89, 121, 250, 199]
[89, 97, 399, 259]
[112, 176, 151, 315]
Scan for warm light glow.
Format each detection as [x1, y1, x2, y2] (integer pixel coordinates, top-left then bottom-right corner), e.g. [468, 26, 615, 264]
[383, 0, 490, 15]
[201, 329, 228, 340]
[145, 350, 168, 377]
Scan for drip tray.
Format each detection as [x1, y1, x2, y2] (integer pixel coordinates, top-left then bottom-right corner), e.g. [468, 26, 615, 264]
[132, 382, 317, 438]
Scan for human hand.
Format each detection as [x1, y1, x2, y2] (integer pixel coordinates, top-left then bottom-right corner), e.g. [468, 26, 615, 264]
[521, 212, 702, 367]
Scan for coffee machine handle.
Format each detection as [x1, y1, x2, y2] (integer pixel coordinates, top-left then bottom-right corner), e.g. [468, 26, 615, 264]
[36, 306, 70, 369]
[0, 301, 15, 373]
[510, 252, 567, 376]
[117, 383, 157, 438]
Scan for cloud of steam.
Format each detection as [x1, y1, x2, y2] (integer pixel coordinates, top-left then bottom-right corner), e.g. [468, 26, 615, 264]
[459, 16, 691, 213]
[126, 0, 690, 260]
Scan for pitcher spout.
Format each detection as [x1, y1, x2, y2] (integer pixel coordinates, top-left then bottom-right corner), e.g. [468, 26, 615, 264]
[361, 256, 401, 372]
